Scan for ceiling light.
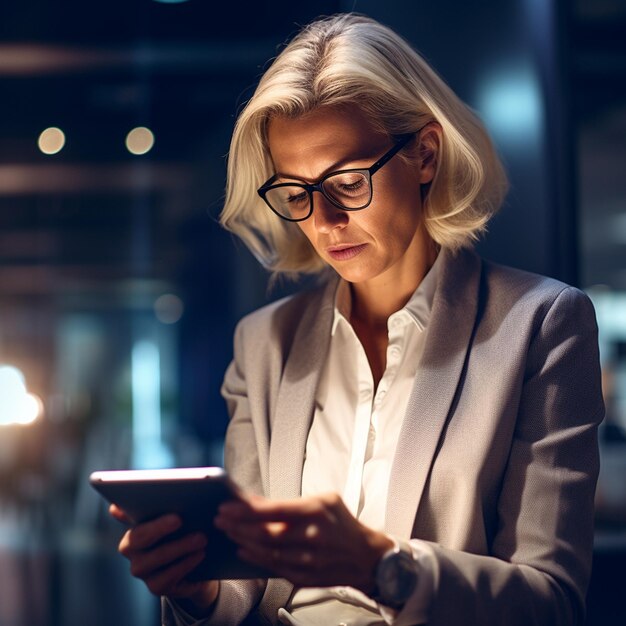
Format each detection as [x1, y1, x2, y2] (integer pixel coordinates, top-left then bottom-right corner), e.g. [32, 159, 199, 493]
[126, 126, 155, 155]
[38, 127, 66, 155]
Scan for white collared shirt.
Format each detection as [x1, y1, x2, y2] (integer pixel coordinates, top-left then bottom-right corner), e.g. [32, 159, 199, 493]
[285, 255, 441, 626]
[168, 258, 440, 626]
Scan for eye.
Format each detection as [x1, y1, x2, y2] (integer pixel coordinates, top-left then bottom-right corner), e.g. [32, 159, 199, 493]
[338, 179, 366, 193]
[286, 190, 308, 204]
[325, 173, 369, 198]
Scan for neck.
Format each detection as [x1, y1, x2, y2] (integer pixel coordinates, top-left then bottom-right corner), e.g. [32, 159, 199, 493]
[350, 238, 439, 328]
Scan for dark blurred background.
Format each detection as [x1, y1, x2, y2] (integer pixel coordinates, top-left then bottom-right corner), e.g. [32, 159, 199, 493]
[0, 0, 624, 624]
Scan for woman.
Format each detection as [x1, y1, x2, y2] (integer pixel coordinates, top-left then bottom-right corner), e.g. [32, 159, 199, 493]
[112, 13, 604, 625]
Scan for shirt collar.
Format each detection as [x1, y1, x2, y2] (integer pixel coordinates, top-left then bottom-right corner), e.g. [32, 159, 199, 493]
[332, 280, 352, 334]
[331, 252, 441, 335]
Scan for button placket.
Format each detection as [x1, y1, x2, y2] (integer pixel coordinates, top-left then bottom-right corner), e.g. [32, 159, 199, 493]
[342, 331, 374, 517]
[389, 344, 402, 359]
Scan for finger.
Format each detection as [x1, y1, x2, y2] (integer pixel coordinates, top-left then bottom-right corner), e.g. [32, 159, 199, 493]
[218, 498, 315, 520]
[143, 551, 206, 597]
[126, 533, 207, 578]
[237, 543, 371, 590]
[217, 493, 342, 524]
[236, 543, 327, 583]
[236, 535, 324, 567]
[109, 504, 133, 524]
[220, 519, 324, 550]
[236, 544, 283, 575]
[119, 514, 182, 552]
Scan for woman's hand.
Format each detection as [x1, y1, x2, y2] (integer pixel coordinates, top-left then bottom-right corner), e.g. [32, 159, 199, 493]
[214, 493, 393, 593]
[110, 504, 219, 615]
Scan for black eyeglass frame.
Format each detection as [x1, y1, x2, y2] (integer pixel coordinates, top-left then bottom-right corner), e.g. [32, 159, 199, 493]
[257, 131, 417, 222]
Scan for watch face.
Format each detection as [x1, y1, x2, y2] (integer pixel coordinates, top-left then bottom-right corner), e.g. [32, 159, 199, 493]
[376, 549, 418, 608]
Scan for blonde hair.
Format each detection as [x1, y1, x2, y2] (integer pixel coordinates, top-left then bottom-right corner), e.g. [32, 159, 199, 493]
[220, 13, 508, 276]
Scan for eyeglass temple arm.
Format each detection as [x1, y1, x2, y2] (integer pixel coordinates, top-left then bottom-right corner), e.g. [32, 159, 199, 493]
[367, 133, 413, 176]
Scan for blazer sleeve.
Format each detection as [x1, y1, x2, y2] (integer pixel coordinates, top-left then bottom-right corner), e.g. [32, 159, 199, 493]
[162, 319, 267, 626]
[421, 286, 604, 626]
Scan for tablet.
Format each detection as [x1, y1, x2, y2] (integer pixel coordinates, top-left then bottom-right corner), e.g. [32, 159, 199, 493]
[90, 467, 270, 580]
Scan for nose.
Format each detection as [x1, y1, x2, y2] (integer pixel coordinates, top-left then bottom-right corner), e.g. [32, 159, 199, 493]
[312, 191, 348, 233]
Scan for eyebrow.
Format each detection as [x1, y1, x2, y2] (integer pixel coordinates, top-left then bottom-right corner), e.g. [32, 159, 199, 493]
[273, 145, 386, 183]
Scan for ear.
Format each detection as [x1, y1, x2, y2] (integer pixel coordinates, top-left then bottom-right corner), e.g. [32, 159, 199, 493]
[416, 122, 442, 185]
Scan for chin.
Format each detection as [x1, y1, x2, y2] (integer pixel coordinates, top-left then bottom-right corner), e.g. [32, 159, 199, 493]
[331, 263, 380, 284]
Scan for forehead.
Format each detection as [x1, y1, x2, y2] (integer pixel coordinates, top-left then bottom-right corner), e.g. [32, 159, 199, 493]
[266, 106, 388, 179]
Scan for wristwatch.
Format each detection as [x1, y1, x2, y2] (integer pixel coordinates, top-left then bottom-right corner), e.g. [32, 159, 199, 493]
[371, 542, 419, 610]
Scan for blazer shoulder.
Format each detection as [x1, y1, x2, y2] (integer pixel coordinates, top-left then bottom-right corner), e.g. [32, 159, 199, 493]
[235, 279, 335, 346]
[476, 260, 600, 347]
[481, 259, 592, 312]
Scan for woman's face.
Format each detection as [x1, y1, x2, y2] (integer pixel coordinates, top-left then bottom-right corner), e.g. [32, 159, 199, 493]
[266, 106, 438, 289]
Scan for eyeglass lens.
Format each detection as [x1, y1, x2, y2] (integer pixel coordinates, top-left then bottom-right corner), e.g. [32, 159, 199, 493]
[265, 171, 371, 220]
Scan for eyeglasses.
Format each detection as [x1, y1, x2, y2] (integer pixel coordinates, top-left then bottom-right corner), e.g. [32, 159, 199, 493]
[257, 132, 415, 222]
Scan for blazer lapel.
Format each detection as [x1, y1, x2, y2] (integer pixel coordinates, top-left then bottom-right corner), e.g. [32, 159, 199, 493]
[385, 247, 482, 537]
[268, 278, 336, 500]
[261, 279, 336, 622]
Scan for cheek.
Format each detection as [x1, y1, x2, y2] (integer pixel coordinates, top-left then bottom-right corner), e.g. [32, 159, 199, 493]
[373, 171, 422, 222]
[296, 222, 318, 249]
[380, 219, 419, 254]
[368, 192, 422, 241]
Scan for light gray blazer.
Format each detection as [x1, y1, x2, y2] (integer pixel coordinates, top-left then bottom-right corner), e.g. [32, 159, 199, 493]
[163, 247, 604, 626]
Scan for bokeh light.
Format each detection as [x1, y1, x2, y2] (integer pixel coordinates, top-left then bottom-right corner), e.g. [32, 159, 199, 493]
[125, 126, 155, 155]
[38, 127, 66, 155]
[0, 365, 43, 426]
[154, 293, 184, 324]
[476, 67, 542, 145]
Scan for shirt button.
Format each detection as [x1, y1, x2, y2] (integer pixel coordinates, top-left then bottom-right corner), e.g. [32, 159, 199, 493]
[389, 317, 403, 330]
[389, 345, 401, 359]
[359, 388, 371, 401]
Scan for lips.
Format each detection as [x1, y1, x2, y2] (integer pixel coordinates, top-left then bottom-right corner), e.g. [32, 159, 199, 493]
[326, 243, 367, 261]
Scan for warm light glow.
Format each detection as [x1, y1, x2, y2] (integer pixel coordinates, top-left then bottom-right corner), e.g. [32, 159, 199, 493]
[126, 127, 155, 155]
[17, 393, 42, 425]
[38, 127, 66, 155]
[154, 293, 184, 324]
[0, 365, 43, 426]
